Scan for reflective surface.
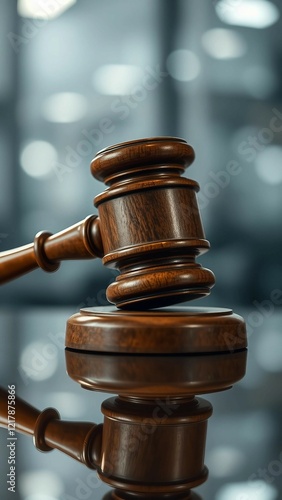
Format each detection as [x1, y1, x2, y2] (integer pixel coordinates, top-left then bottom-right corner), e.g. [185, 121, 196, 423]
[0, 306, 281, 499]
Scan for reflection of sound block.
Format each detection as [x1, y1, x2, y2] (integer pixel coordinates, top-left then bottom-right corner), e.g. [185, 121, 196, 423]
[102, 492, 203, 500]
[65, 306, 247, 500]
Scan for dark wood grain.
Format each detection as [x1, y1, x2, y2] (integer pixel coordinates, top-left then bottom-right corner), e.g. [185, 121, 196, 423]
[66, 306, 247, 353]
[98, 396, 211, 493]
[91, 137, 214, 309]
[0, 215, 102, 284]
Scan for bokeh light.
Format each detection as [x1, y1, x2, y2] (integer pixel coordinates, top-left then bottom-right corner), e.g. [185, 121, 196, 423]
[20, 141, 57, 179]
[166, 49, 201, 82]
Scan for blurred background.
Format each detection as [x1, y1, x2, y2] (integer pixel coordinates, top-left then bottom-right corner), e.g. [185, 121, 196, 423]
[0, 0, 282, 499]
[0, 0, 282, 308]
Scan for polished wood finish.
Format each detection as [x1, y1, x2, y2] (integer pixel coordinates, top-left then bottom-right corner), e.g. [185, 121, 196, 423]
[0, 137, 214, 309]
[92, 138, 214, 309]
[0, 215, 102, 284]
[0, 387, 212, 499]
[0, 137, 248, 499]
[99, 396, 211, 494]
[66, 306, 246, 353]
[65, 305, 246, 498]
[66, 306, 247, 396]
[65, 347, 247, 397]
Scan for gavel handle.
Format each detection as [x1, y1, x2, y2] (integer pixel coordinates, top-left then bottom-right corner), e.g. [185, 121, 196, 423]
[0, 387, 102, 468]
[0, 215, 103, 284]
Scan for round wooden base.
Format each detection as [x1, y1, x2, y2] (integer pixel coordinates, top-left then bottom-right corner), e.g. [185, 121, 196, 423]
[66, 306, 247, 397]
[66, 306, 247, 354]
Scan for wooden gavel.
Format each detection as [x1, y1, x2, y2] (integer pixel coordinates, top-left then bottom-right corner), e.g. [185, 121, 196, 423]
[0, 137, 215, 309]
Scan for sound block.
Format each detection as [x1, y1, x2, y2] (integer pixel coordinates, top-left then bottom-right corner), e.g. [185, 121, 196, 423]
[65, 306, 247, 396]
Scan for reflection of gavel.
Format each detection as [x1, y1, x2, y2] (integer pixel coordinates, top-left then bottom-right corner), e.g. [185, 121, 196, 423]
[0, 385, 212, 499]
[0, 137, 215, 309]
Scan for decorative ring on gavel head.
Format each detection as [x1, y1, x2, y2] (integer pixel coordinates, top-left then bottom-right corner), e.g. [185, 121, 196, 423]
[90, 137, 215, 309]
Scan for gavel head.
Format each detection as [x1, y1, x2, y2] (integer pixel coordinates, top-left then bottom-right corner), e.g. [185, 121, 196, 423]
[91, 137, 215, 309]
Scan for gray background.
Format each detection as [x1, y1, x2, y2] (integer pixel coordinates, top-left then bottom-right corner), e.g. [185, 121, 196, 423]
[0, 1, 282, 499]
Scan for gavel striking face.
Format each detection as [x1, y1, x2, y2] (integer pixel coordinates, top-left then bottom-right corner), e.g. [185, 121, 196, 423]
[0, 137, 215, 309]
